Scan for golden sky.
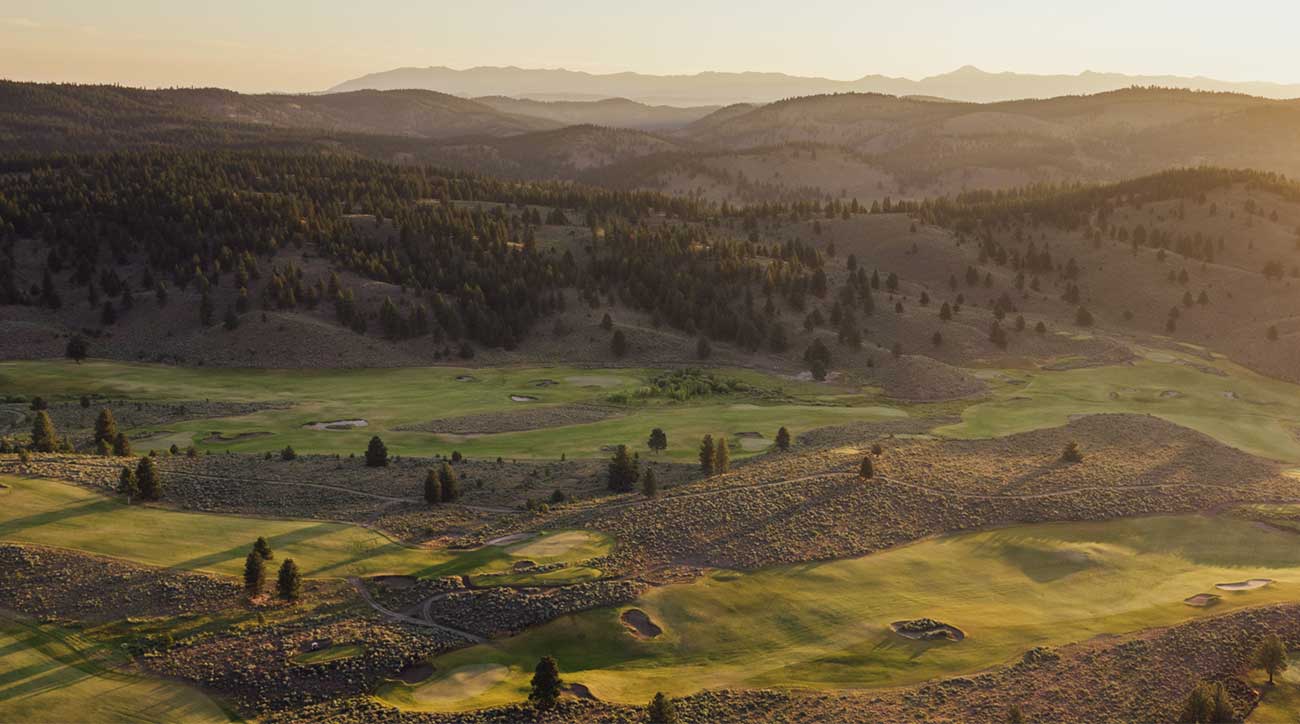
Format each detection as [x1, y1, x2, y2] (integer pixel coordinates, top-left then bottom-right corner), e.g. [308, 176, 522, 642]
[2, 0, 1297, 92]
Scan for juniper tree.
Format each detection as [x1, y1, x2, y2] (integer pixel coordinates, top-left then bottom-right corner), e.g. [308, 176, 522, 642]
[611, 329, 628, 357]
[94, 408, 118, 446]
[529, 655, 562, 710]
[277, 558, 302, 601]
[714, 435, 730, 473]
[438, 462, 460, 501]
[1178, 680, 1233, 723]
[253, 536, 274, 561]
[641, 466, 658, 498]
[424, 468, 442, 504]
[1061, 441, 1083, 463]
[243, 551, 265, 597]
[364, 436, 388, 467]
[113, 431, 132, 457]
[699, 434, 715, 476]
[135, 456, 161, 500]
[860, 456, 874, 479]
[30, 411, 57, 453]
[607, 445, 639, 492]
[65, 335, 88, 363]
[775, 426, 791, 451]
[648, 692, 677, 723]
[647, 427, 668, 454]
[117, 466, 139, 504]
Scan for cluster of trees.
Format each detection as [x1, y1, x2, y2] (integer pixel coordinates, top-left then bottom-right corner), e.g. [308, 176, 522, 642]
[423, 463, 461, 504]
[116, 456, 161, 502]
[242, 537, 302, 601]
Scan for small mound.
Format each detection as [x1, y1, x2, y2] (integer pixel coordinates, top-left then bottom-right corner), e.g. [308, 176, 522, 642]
[890, 618, 965, 641]
[203, 431, 272, 443]
[1215, 578, 1273, 591]
[872, 356, 988, 402]
[303, 419, 368, 431]
[512, 559, 537, 571]
[1184, 593, 1221, 607]
[566, 682, 598, 700]
[621, 609, 663, 639]
[396, 662, 434, 685]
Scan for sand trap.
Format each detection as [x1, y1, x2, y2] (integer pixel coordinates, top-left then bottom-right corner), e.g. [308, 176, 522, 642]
[735, 431, 764, 439]
[455, 375, 478, 382]
[303, 419, 369, 431]
[510, 395, 538, 402]
[621, 609, 663, 639]
[203, 431, 272, 443]
[890, 619, 965, 642]
[567, 682, 598, 700]
[1184, 593, 1221, 607]
[1215, 578, 1273, 591]
[397, 662, 433, 685]
[413, 664, 509, 704]
[372, 575, 417, 589]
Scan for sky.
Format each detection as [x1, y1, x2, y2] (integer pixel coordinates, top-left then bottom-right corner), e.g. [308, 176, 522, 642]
[2, 0, 1298, 93]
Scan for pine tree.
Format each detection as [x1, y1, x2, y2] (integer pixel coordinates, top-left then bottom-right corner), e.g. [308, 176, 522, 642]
[647, 427, 668, 454]
[117, 466, 139, 503]
[714, 435, 730, 474]
[611, 329, 628, 357]
[860, 456, 874, 479]
[135, 456, 161, 500]
[648, 691, 677, 723]
[529, 655, 562, 710]
[775, 426, 791, 451]
[607, 444, 639, 492]
[243, 551, 265, 598]
[113, 431, 132, 457]
[1255, 633, 1289, 685]
[277, 558, 301, 601]
[699, 434, 715, 476]
[641, 466, 658, 498]
[365, 436, 388, 467]
[65, 335, 88, 363]
[1179, 680, 1234, 723]
[424, 468, 442, 504]
[438, 462, 460, 501]
[30, 411, 58, 453]
[94, 408, 118, 446]
[253, 536, 274, 561]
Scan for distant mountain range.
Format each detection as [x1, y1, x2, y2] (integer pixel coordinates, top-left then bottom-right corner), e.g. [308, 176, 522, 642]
[326, 65, 1300, 105]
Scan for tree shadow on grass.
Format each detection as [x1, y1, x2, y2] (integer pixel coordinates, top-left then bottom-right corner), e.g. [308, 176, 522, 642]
[169, 522, 343, 574]
[0, 499, 115, 539]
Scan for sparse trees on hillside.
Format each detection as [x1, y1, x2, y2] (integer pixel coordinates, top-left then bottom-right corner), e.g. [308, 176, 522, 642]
[860, 456, 874, 479]
[1178, 680, 1234, 723]
[113, 432, 132, 457]
[611, 330, 628, 357]
[424, 469, 441, 504]
[253, 537, 274, 561]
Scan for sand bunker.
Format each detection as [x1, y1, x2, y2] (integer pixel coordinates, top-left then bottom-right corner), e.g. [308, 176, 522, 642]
[413, 664, 509, 704]
[486, 532, 535, 547]
[1215, 578, 1273, 591]
[203, 431, 272, 443]
[1184, 593, 1221, 607]
[302, 419, 369, 431]
[890, 619, 965, 642]
[397, 662, 433, 685]
[455, 375, 478, 382]
[567, 682, 598, 700]
[621, 609, 663, 639]
[510, 395, 538, 402]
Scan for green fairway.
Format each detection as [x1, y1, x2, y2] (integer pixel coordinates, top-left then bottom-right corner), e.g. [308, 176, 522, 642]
[939, 348, 1300, 462]
[1248, 662, 1300, 723]
[377, 515, 1300, 712]
[0, 360, 901, 461]
[0, 616, 234, 723]
[0, 476, 610, 580]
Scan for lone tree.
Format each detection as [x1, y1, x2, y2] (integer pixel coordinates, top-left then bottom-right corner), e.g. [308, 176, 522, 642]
[775, 426, 791, 451]
[647, 691, 678, 723]
[647, 427, 668, 454]
[611, 329, 628, 357]
[364, 436, 389, 467]
[698, 434, 716, 476]
[94, 408, 118, 447]
[253, 537, 274, 561]
[30, 411, 58, 453]
[529, 655, 563, 710]
[641, 466, 658, 498]
[65, 335, 89, 363]
[117, 466, 139, 504]
[438, 462, 460, 502]
[1178, 680, 1234, 723]
[607, 444, 639, 492]
[1061, 441, 1084, 463]
[243, 551, 265, 598]
[1255, 633, 1289, 685]
[424, 468, 442, 504]
[135, 456, 162, 500]
[713, 435, 730, 474]
[276, 558, 301, 601]
[860, 455, 874, 479]
[113, 431, 132, 457]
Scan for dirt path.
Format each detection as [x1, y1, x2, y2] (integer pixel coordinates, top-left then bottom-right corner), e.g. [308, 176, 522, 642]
[348, 577, 486, 644]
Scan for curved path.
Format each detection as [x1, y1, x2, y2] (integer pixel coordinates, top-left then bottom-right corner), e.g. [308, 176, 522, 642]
[349, 576, 486, 644]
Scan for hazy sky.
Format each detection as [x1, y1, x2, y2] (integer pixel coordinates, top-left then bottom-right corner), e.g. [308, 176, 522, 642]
[3, 0, 1298, 92]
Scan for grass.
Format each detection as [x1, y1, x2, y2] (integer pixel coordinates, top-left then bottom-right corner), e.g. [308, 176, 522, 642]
[940, 348, 1300, 462]
[0, 615, 235, 723]
[1248, 660, 1300, 723]
[0, 476, 610, 580]
[0, 360, 900, 461]
[291, 643, 366, 666]
[376, 515, 1300, 712]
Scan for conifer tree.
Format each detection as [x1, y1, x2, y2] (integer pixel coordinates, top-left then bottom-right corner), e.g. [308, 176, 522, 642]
[117, 466, 139, 503]
[94, 408, 118, 447]
[648, 692, 678, 723]
[277, 558, 301, 601]
[243, 551, 265, 597]
[714, 435, 730, 473]
[860, 455, 874, 479]
[424, 468, 442, 504]
[529, 656, 562, 710]
[365, 436, 388, 467]
[607, 444, 639, 492]
[775, 426, 791, 451]
[647, 428, 668, 454]
[699, 434, 715, 476]
[438, 462, 460, 501]
[135, 456, 161, 500]
[113, 431, 132, 457]
[641, 466, 658, 498]
[253, 536, 274, 561]
[30, 411, 58, 453]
